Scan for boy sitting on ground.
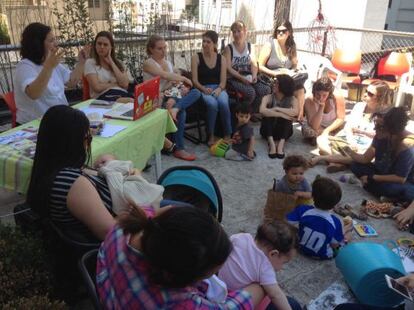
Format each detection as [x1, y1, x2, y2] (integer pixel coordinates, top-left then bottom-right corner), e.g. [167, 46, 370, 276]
[286, 176, 351, 259]
[224, 102, 255, 161]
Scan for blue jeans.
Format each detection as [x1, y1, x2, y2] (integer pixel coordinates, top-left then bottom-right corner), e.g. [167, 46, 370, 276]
[173, 88, 201, 150]
[265, 296, 302, 310]
[201, 84, 232, 136]
[350, 162, 414, 202]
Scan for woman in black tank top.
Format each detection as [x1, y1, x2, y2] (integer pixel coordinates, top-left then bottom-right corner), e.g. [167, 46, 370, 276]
[191, 30, 232, 146]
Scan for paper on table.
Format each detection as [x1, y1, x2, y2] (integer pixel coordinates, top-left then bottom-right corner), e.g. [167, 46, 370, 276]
[80, 106, 110, 118]
[99, 124, 126, 138]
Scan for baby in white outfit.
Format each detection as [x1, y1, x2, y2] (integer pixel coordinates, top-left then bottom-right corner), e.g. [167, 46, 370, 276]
[94, 154, 164, 214]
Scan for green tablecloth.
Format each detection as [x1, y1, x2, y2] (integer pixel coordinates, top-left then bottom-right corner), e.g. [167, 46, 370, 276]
[0, 102, 176, 194]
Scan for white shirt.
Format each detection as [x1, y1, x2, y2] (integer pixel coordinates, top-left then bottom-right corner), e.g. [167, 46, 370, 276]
[143, 58, 173, 91]
[84, 58, 125, 98]
[14, 58, 70, 124]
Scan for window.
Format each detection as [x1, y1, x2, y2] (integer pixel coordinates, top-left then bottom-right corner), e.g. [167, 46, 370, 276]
[88, 0, 100, 8]
[222, 0, 232, 8]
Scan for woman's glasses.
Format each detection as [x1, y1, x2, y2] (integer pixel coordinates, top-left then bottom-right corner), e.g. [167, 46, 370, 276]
[366, 90, 375, 97]
[277, 29, 288, 35]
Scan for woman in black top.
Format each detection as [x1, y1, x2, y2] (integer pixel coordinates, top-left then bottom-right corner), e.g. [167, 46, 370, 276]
[27, 105, 115, 242]
[192, 30, 232, 146]
[259, 74, 299, 158]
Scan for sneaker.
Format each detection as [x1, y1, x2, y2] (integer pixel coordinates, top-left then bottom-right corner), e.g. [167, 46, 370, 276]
[161, 143, 176, 155]
[173, 149, 196, 161]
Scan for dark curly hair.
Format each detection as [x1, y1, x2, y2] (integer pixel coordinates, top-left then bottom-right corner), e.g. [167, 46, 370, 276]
[20, 22, 52, 65]
[312, 77, 334, 98]
[276, 74, 295, 97]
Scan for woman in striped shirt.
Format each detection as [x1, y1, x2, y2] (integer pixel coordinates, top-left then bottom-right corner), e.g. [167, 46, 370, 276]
[27, 105, 115, 242]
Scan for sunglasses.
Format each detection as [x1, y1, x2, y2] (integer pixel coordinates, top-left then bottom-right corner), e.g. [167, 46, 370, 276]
[366, 90, 375, 97]
[277, 29, 288, 35]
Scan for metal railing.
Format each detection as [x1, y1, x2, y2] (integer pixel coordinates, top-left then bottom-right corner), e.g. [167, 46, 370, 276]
[1, 26, 414, 94]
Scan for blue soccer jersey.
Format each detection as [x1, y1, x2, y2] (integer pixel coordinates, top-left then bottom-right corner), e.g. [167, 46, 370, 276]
[287, 205, 344, 259]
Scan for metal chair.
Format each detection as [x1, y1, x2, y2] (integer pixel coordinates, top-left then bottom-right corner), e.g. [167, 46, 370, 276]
[79, 249, 102, 310]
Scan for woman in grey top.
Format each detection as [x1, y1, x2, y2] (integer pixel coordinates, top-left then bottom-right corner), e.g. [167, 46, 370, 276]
[258, 20, 306, 121]
[259, 75, 299, 158]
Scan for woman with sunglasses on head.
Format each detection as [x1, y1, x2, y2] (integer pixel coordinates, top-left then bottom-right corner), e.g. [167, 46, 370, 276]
[143, 35, 201, 161]
[348, 107, 414, 204]
[310, 81, 392, 172]
[26, 105, 116, 243]
[84, 31, 132, 101]
[223, 21, 270, 113]
[258, 20, 306, 121]
[192, 30, 232, 146]
[14, 22, 90, 125]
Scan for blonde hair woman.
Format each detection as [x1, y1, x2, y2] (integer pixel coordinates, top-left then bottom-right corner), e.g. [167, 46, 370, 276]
[223, 20, 270, 113]
[311, 80, 393, 172]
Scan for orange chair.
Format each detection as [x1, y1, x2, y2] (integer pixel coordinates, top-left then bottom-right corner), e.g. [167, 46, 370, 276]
[1, 91, 17, 128]
[82, 76, 91, 101]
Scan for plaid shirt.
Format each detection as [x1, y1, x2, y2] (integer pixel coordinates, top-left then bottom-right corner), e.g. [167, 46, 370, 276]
[96, 226, 253, 309]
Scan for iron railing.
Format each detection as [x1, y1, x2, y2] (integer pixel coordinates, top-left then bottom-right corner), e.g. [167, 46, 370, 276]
[1, 27, 414, 94]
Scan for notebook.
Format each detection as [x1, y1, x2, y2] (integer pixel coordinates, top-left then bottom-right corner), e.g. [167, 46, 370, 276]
[104, 77, 161, 121]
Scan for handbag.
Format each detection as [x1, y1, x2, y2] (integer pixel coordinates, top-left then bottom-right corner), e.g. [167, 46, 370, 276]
[263, 179, 297, 221]
[291, 71, 308, 88]
[257, 69, 308, 89]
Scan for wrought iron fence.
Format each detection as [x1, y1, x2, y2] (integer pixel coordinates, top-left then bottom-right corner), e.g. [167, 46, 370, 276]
[1, 26, 414, 94]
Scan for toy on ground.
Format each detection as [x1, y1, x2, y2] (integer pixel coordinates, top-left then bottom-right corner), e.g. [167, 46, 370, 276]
[361, 200, 393, 218]
[209, 139, 230, 157]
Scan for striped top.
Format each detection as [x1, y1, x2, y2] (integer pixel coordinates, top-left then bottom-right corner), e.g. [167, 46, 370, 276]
[49, 167, 113, 243]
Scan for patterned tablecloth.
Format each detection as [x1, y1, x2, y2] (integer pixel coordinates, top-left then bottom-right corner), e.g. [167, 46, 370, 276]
[0, 101, 176, 194]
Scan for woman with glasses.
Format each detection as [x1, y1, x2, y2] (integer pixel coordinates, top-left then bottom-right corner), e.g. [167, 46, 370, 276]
[223, 20, 270, 113]
[258, 20, 306, 120]
[27, 105, 116, 243]
[348, 107, 414, 203]
[310, 81, 392, 172]
[192, 30, 232, 146]
[14, 23, 90, 125]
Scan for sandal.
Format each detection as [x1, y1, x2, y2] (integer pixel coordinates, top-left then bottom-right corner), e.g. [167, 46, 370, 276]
[334, 204, 368, 221]
[173, 149, 196, 161]
[161, 143, 176, 155]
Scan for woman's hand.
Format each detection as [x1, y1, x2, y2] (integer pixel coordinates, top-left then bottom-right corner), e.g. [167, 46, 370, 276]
[182, 77, 193, 87]
[78, 45, 91, 64]
[394, 205, 414, 227]
[104, 47, 115, 66]
[397, 274, 414, 291]
[204, 87, 213, 95]
[44, 47, 64, 70]
[211, 87, 222, 97]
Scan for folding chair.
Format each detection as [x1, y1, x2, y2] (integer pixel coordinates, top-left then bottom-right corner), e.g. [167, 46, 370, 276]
[79, 249, 102, 310]
[1, 91, 17, 127]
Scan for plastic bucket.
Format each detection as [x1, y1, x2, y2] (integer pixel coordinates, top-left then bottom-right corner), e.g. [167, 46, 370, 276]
[335, 241, 406, 307]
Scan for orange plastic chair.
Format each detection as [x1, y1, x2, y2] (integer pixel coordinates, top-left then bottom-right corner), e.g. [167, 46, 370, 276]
[331, 49, 362, 74]
[82, 76, 91, 101]
[1, 91, 17, 128]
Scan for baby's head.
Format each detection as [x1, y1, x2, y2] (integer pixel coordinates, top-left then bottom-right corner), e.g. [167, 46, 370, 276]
[282, 155, 308, 185]
[255, 221, 297, 271]
[312, 176, 342, 211]
[94, 154, 117, 169]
